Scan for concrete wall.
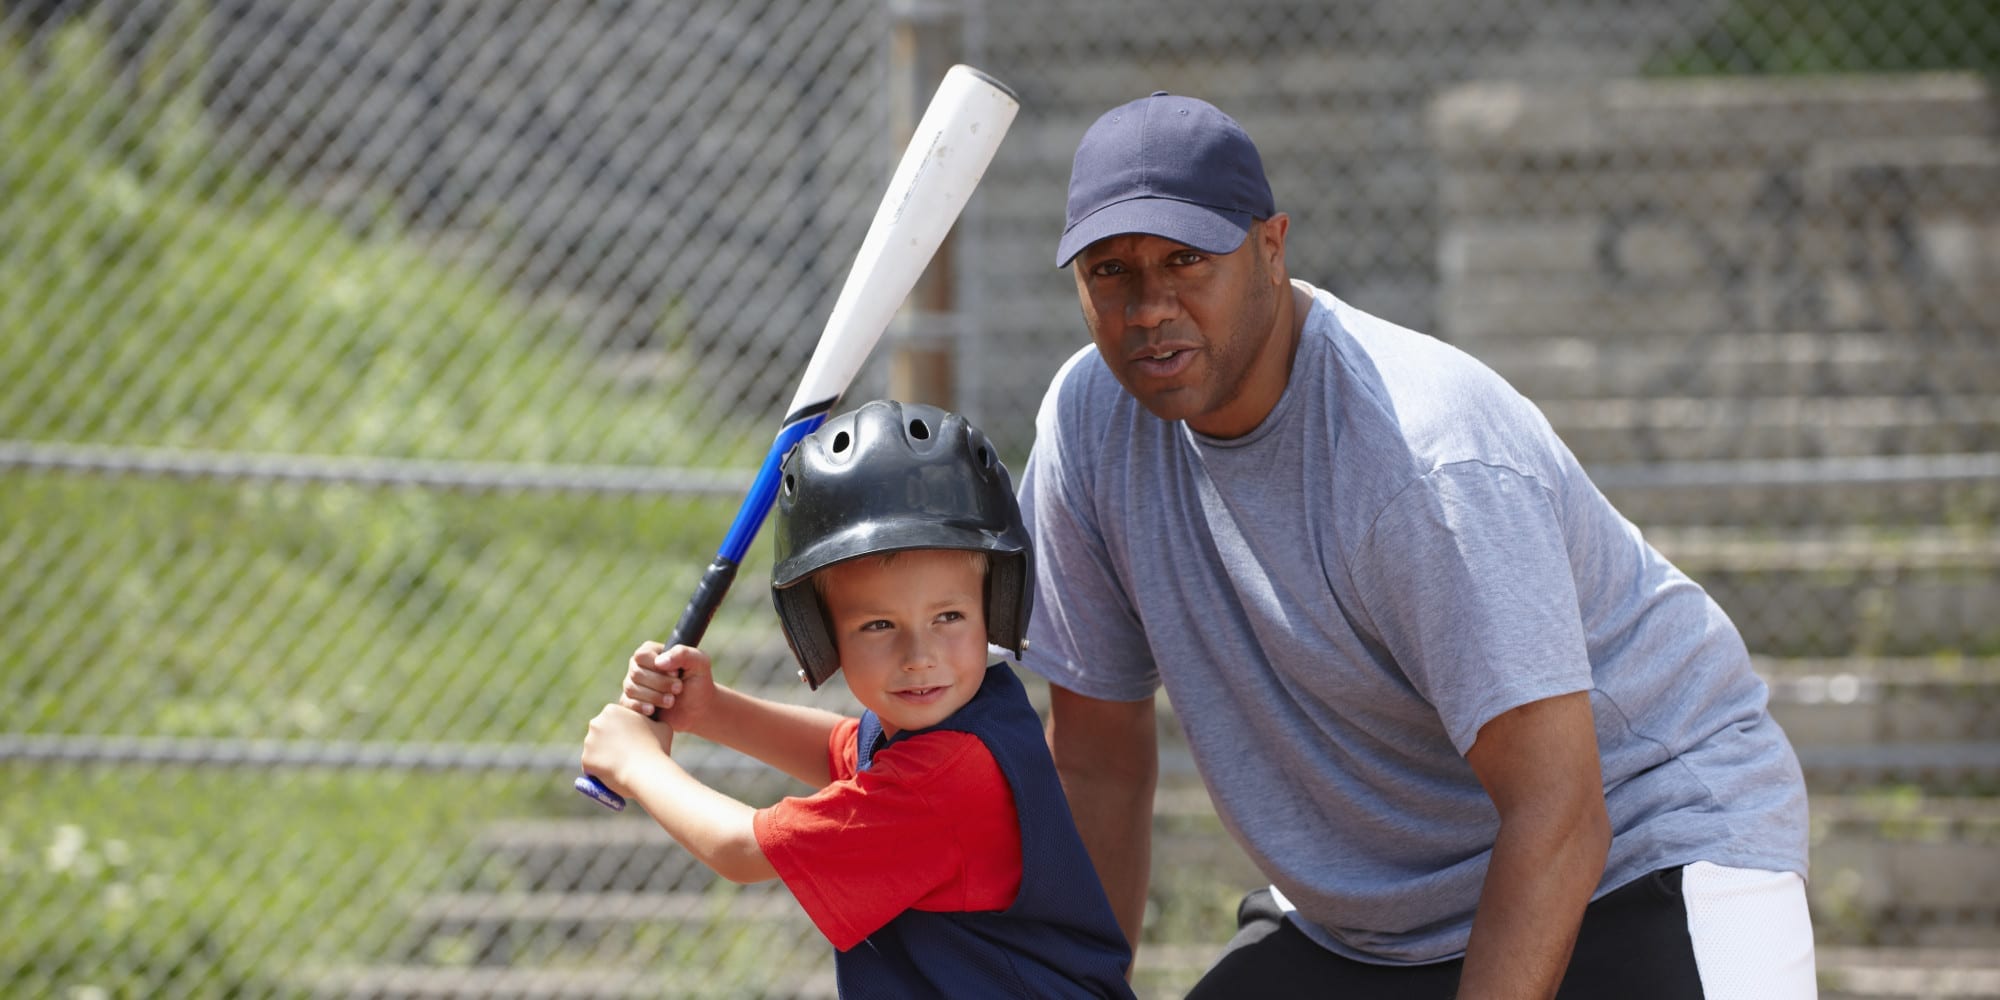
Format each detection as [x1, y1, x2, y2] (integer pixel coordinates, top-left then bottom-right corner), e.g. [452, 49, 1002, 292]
[1431, 73, 2000, 348]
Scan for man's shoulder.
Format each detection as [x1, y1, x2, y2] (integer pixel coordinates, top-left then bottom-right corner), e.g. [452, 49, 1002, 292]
[1031, 344, 1161, 482]
[1040, 343, 1129, 424]
[1304, 283, 1493, 384]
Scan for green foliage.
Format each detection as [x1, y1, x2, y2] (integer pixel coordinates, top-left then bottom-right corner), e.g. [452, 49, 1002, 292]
[0, 15, 716, 464]
[0, 13, 758, 747]
[0, 17, 773, 994]
[1, 768, 539, 996]
[1648, 0, 2000, 77]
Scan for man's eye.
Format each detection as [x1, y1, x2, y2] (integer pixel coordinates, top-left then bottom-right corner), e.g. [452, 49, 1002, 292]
[1089, 261, 1125, 277]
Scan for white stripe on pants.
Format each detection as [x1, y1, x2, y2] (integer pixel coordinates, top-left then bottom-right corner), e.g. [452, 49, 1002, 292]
[1684, 861, 1818, 999]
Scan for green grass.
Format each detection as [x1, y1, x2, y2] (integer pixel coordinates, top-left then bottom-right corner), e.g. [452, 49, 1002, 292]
[0, 18, 727, 464]
[0, 475, 771, 741]
[0, 16, 778, 741]
[0, 14, 793, 994]
[1, 768, 548, 997]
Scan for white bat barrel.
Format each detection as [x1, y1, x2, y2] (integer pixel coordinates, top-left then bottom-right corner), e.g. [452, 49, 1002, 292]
[785, 65, 1020, 420]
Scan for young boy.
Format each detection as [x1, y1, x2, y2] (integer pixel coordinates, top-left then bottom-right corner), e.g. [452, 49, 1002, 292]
[581, 399, 1136, 998]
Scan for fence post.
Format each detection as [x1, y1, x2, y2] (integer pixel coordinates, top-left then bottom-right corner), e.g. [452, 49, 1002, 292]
[887, 0, 965, 409]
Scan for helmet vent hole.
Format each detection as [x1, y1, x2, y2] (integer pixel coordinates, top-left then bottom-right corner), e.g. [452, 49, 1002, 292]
[908, 419, 930, 440]
[782, 473, 794, 496]
[977, 446, 991, 467]
[831, 431, 851, 453]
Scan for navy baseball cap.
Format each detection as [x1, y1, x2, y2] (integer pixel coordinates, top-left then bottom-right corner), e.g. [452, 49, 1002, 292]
[1056, 92, 1275, 268]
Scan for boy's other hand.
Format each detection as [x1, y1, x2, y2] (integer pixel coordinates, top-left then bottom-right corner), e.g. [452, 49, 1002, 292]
[624, 641, 718, 736]
[581, 703, 674, 798]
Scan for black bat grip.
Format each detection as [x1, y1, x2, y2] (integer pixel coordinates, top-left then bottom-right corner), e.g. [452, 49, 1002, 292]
[575, 557, 741, 811]
[660, 556, 739, 653]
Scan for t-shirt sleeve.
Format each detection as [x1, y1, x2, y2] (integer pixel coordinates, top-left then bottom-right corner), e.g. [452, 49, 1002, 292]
[1349, 461, 1595, 755]
[826, 716, 860, 781]
[752, 729, 1021, 951]
[1017, 354, 1161, 701]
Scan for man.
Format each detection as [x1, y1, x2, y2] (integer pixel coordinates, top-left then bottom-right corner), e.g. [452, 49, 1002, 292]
[1017, 91, 1815, 998]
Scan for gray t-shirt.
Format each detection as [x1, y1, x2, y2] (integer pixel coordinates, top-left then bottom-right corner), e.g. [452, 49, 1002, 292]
[1018, 281, 1809, 965]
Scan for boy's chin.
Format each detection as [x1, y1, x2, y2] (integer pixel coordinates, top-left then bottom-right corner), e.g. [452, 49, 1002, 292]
[872, 689, 973, 733]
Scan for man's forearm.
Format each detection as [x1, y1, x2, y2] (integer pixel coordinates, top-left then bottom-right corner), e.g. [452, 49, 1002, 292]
[1062, 761, 1156, 953]
[1046, 686, 1159, 966]
[1457, 807, 1609, 998]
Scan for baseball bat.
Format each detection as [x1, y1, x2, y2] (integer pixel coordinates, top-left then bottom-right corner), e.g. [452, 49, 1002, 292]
[577, 64, 1020, 809]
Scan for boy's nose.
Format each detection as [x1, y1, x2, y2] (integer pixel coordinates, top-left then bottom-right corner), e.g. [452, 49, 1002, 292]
[898, 634, 934, 671]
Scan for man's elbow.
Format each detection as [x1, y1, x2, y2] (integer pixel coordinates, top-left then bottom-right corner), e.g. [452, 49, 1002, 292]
[1500, 784, 1610, 873]
[1560, 791, 1612, 877]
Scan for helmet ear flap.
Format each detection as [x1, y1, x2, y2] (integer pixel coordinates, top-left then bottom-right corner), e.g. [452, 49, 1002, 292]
[984, 551, 1034, 658]
[773, 584, 839, 690]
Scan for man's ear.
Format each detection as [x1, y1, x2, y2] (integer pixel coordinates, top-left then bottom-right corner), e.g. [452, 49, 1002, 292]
[1260, 213, 1290, 283]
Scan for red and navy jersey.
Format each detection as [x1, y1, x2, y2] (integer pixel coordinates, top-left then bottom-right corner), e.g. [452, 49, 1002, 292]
[753, 716, 1023, 950]
[755, 664, 1134, 998]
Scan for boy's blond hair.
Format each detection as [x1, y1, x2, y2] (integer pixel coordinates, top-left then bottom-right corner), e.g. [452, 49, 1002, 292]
[811, 549, 989, 602]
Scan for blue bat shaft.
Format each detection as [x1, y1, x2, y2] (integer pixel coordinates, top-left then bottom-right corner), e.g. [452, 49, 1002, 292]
[575, 411, 830, 810]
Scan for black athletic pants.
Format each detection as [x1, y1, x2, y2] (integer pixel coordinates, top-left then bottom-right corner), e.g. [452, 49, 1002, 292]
[1183, 867, 1706, 999]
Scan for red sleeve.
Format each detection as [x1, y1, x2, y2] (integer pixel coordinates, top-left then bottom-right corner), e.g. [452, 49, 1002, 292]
[752, 728, 1022, 951]
[826, 716, 860, 781]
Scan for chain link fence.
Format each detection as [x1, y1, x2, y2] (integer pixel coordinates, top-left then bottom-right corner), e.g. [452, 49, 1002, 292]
[3, 1, 1996, 997]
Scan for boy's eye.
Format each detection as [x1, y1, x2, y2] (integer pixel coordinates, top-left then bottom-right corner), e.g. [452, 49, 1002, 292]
[936, 610, 966, 624]
[858, 619, 893, 632]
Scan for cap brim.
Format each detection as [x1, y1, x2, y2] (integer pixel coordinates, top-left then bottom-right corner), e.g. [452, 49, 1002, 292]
[1055, 197, 1253, 268]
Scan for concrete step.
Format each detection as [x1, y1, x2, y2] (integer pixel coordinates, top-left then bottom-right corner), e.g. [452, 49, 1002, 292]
[472, 819, 724, 895]
[1764, 658, 2000, 750]
[1467, 331, 2000, 402]
[1811, 796, 2000, 948]
[1536, 394, 2000, 464]
[1819, 947, 2000, 1000]
[1440, 278, 2000, 343]
[1140, 795, 2000, 955]
[388, 784, 1996, 990]
[298, 963, 835, 999]
[1592, 454, 2000, 528]
[401, 887, 810, 969]
[1800, 744, 2000, 796]
[297, 946, 2000, 1000]
[1645, 527, 2000, 657]
[1767, 655, 2000, 791]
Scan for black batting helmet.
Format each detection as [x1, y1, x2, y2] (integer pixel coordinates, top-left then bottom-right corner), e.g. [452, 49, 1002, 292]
[771, 399, 1033, 690]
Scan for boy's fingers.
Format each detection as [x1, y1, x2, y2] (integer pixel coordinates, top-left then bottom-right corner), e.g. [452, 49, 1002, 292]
[623, 675, 669, 706]
[661, 644, 708, 676]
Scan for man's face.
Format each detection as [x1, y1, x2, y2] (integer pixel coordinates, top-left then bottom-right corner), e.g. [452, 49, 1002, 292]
[1070, 215, 1292, 439]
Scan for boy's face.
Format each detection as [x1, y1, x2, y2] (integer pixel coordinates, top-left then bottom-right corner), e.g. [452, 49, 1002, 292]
[818, 549, 990, 736]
